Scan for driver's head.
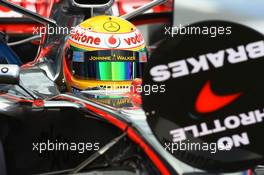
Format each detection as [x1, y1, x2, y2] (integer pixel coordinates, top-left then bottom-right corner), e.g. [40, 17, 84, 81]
[63, 15, 147, 92]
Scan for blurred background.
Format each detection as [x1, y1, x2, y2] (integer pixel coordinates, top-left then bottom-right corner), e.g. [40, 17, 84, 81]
[173, 0, 264, 34]
[0, 0, 264, 64]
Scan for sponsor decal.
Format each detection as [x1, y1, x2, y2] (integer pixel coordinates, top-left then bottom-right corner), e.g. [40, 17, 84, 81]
[142, 20, 264, 172]
[69, 29, 101, 46]
[105, 35, 121, 48]
[170, 108, 264, 143]
[124, 32, 144, 46]
[150, 40, 264, 82]
[73, 51, 84, 62]
[71, 50, 140, 62]
[195, 81, 241, 113]
[69, 26, 144, 50]
[87, 55, 136, 62]
[139, 51, 148, 63]
[103, 21, 120, 32]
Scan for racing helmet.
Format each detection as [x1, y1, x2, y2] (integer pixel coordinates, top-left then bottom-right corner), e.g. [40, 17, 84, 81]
[63, 15, 147, 92]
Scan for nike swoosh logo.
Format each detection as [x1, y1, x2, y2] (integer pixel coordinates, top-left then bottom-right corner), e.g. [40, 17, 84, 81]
[195, 81, 241, 113]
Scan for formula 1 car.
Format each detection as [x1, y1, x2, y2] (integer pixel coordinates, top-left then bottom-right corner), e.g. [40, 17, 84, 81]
[0, 0, 264, 175]
[0, 1, 180, 174]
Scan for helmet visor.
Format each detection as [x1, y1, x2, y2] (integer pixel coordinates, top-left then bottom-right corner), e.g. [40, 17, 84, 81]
[66, 49, 147, 81]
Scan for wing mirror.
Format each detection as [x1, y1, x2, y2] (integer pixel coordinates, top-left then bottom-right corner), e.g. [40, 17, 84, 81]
[0, 64, 20, 85]
[0, 64, 38, 99]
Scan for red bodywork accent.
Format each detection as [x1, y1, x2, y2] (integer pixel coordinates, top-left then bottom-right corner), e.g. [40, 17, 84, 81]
[127, 127, 170, 175]
[0, 24, 43, 34]
[0, 93, 33, 103]
[1, 0, 171, 34]
[0, 0, 58, 17]
[86, 103, 171, 175]
[0, 93, 44, 108]
[195, 81, 241, 113]
[0, 0, 59, 34]
[33, 99, 45, 107]
[114, 0, 173, 16]
[56, 95, 171, 175]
